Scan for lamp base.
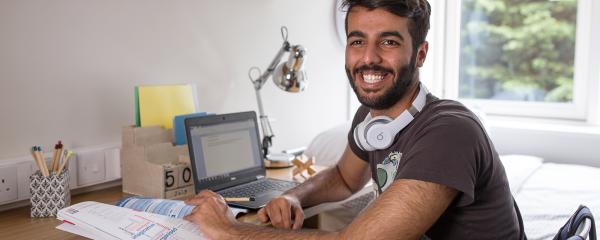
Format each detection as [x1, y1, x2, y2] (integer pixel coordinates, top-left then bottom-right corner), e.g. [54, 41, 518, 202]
[264, 153, 295, 169]
[264, 159, 293, 169]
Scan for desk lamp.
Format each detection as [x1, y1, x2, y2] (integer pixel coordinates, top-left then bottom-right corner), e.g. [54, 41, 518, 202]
[248, 26, 307, 160]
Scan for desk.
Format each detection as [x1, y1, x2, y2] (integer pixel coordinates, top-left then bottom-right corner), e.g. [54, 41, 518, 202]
[0, 165, 326, 239]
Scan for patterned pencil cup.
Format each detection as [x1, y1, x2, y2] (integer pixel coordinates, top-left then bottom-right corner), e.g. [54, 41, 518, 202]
[29, 170, 71, 218]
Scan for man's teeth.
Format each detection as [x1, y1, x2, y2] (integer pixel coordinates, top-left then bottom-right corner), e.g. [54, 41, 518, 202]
[363, 74, 384, 83]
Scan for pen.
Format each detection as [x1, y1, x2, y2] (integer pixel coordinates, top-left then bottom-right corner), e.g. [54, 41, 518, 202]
[224, 197, 255, 202]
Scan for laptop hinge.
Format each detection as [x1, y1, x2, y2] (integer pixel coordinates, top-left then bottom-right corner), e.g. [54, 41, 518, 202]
[256, 175, 265, 179]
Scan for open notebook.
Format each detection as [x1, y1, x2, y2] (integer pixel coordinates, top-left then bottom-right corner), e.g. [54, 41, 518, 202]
[56, 197, 246, 239]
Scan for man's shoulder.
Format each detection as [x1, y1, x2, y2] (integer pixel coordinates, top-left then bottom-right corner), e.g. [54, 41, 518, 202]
[425, 98, 471, 114]
[420, 99, 480, 126]
[408, 98, 490, 146]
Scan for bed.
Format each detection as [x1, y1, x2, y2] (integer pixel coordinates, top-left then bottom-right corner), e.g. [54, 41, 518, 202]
[302, 122, 600, 239]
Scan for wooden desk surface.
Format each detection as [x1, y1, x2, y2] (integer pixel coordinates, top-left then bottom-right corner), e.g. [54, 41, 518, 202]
[0, 165, 325, 240]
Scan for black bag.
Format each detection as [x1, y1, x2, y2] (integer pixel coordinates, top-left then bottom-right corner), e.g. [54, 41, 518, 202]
[553, 205, 597, 240]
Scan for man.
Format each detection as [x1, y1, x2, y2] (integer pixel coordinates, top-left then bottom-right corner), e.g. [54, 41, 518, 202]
[185, 0, 524, 239]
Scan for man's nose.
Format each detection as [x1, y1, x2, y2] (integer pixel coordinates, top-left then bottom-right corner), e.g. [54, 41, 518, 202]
[362, 44, 382, 65]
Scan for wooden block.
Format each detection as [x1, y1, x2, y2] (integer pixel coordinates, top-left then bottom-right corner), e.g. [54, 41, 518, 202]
[177, 164, 193, 187]
[165, 185, 194, 200]
[163, 164, 179, 191]
[291, 157, 316, 179]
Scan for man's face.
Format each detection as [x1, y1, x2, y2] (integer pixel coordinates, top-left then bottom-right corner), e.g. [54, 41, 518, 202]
[345, 7, 419, 110]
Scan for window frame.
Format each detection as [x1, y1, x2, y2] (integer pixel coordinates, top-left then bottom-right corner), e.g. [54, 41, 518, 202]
[439, 0, 596, 121]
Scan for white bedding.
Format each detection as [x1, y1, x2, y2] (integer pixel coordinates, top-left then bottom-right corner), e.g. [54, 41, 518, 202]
[515, 163, 600, 240]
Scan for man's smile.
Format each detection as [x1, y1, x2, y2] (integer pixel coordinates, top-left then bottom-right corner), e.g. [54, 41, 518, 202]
[355, 67, 393, 92]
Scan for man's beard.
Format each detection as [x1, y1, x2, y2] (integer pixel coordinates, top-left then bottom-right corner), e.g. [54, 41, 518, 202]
[346, 53, 418, 110]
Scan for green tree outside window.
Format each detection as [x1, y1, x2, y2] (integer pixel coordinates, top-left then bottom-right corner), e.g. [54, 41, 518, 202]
[459, 0, 577, 102]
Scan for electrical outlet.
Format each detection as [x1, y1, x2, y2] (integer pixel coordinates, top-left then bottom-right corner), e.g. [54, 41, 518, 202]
[0, 166, 18, 203]
[17, 162, 33, 199]
[77, 151, 106, 187]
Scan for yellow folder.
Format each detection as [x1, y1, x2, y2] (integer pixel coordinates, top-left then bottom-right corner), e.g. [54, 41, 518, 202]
[137, 84, 197, 129]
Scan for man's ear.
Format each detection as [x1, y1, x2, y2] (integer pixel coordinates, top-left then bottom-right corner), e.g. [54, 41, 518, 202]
[416, 41, 429, 68]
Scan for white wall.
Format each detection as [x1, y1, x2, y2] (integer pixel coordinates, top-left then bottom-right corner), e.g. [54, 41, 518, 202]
[0, 0, 349, 160]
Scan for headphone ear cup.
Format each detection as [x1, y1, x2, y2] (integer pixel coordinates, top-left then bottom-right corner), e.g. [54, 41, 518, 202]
[365, 116, 393, 150]
[354, 120, 375, 151]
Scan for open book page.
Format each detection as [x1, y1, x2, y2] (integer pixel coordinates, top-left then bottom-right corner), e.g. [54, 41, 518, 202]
[116, 196, 247, 218]
[56, 222, 101, 239]
[57, 201, 203, 240]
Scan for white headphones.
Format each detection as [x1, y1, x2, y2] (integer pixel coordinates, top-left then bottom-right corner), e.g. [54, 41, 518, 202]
[353, 83, 429, 151]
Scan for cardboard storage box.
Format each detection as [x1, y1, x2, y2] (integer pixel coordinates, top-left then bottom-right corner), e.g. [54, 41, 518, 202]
[121, 126, 194, 199]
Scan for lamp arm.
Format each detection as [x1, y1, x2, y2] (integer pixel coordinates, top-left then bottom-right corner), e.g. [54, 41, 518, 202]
[251, 40, 290, 158]
[254, 88, 273, 158]
[254, 87, 272, 139]
[252, 40, 291, 90]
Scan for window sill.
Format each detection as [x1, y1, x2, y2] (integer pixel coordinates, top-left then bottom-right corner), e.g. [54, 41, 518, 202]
[487, 115, 600, 135]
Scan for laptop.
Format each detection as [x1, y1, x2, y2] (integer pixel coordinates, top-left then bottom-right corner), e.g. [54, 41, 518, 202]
[184, 111, 299, 209]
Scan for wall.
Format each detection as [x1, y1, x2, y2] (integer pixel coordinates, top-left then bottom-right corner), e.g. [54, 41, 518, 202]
[0, 0, 349, 160]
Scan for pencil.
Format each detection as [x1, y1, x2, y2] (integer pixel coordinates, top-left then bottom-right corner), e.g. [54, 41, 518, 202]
[51, 141, 62, 173]
[56, 147, 65, 172]
[31, 147, 45, 176]
[224, 197, 255, 202]
[57, 150, 73, 175]
[39, 146, 51, 176]
[33, 146, 49, 177]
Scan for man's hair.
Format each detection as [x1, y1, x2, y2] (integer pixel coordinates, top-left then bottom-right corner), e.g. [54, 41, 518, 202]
[342, 0, 431, 49]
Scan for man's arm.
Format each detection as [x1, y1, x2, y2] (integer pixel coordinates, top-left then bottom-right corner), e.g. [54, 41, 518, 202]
[337, 179, 457, 239]
[258, 145, 371, 228]
[288, 145, 371, 206]
[188, 178, 457, 239]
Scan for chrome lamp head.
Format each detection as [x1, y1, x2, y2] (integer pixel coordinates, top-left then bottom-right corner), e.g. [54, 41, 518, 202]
[273, 45, 307, 93]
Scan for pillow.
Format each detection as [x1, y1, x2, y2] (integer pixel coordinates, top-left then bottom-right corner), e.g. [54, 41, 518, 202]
[499, 154, 544, 195]
[304, 122, 351, 166]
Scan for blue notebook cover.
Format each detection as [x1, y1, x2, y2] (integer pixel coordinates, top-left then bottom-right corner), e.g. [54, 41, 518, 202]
[173, 112, 211, 145]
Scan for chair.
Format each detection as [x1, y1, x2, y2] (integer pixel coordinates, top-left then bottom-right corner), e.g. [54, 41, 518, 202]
[554, 205, 596, 240]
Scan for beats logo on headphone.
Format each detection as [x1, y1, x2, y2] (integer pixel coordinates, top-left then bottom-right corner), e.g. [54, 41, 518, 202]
[353, 84, 429, 151]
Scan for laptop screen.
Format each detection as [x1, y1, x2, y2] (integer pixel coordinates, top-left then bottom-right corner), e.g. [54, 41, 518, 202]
[187, 113, 263, 182]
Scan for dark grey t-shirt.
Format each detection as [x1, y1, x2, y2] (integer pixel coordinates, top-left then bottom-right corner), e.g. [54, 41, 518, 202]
[348, 95, 520, 239]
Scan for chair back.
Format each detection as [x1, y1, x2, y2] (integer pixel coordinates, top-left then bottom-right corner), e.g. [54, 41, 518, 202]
[554, 205, 596, 240]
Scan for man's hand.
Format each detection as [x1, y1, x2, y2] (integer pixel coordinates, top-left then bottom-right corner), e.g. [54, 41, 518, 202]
[184, 190, 237, 239]
[257, 195, 304, 229]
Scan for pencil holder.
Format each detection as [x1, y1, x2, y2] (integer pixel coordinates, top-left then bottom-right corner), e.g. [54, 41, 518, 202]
[29, 170, 71, 218]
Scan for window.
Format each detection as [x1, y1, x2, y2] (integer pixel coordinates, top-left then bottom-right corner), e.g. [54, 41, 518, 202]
[440, 0, 598, 120]
[460, 0, 576, 103]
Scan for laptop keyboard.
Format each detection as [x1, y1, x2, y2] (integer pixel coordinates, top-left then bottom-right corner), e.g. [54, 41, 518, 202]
[220, 179, 298, 198]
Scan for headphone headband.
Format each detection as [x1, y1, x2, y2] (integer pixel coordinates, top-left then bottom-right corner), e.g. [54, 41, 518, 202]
[354, 83, 429, 151]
